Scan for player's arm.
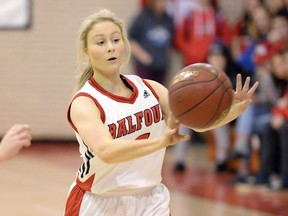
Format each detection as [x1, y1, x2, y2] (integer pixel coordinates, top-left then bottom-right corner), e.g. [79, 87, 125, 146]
[70, 96, 189, 164]
[194, 74, 259, 132]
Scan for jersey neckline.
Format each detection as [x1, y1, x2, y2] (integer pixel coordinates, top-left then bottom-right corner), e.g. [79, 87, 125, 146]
[89, 75, 139, 103]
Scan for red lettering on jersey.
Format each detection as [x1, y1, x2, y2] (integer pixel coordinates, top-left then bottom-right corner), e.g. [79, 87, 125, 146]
[136, 133, 150, 140]
[126, 116, 136, 134]
[144, 109, 153, 127]
[134, 111, 143, 130]
[117, 118, 127, 138]
[151, 104, 161, 123]
[108, 123, 117, 139]
[108, 104, 163, 138]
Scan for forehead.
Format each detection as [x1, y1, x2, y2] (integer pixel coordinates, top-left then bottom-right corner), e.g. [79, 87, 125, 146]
[89, 21, 121, 38]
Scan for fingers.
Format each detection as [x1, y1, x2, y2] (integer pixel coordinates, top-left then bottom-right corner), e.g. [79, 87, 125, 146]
[168, 127, 190, 143]
[247, 81, 259, 97]
[18, 139, 32, 147]
[235, 75, 259, 95]
[242, 76, 250, 92]
[17, 132, 32, 141]
[8, 124, 31, 136]
[235, 74, 242, 92]
[179, 134, 190, 141]
[14, 124, 31, 133]
[8, 124, 32, 147]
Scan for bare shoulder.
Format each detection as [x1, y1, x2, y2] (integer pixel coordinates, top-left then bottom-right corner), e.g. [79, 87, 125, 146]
[71, 96, 96, 110]
[70, 96, 101, 121]
[144, 79, 168, 96]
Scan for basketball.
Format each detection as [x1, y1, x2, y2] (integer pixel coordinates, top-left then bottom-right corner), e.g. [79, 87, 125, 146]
[168, 63, 234, 129]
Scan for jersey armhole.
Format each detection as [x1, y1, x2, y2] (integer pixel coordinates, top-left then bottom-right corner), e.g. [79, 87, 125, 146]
[67, 92, 106, 132]
[141, 79, 160, 101]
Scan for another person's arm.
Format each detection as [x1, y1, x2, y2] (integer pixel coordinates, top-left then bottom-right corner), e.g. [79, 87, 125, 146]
[130, 40, 152, 65]
[0, 124, 32, 162]
[128, 13, 152, 66]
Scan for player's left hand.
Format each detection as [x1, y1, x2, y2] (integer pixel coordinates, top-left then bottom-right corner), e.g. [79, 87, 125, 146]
[232, 74, 259, 113]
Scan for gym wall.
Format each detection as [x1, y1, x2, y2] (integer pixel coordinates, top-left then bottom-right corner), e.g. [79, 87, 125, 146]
[0, 0, 243, 140]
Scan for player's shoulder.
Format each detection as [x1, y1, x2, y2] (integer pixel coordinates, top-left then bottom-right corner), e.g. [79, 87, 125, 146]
[143, 79, 167, 92]
[71, 94, 96, 111]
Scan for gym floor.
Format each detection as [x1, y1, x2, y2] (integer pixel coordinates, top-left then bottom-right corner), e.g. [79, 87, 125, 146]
[0, 141, 287, 216]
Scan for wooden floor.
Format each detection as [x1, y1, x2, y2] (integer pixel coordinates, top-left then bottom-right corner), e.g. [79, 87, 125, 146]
[0, 141, 287, 216]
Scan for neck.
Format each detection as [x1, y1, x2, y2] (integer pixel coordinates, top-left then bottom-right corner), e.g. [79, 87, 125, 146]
[92, 73, 132, 97]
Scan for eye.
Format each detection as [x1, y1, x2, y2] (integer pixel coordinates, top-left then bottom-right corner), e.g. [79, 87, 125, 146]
[96, 40, 106, 46]
[112, 38, 120, 44]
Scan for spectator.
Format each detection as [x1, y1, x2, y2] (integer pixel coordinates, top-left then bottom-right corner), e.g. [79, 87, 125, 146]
[174, 0, 222, 66]
[229, 13, 288, 183]
[229, 0, 265, 62]
[240, 4, 271, 75]
[128, 0, 174, 85]
[265, 0, 288, 17]
[254, 47, 288, 190]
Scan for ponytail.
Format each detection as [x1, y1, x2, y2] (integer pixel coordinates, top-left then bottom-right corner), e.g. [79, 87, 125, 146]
[74, 66, 93, 92]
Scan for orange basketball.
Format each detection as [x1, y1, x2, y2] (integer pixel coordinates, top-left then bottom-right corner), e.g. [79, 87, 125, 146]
[168, 63, 234, 129]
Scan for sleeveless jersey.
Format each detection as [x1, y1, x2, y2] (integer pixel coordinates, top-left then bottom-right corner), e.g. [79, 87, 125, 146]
[67, 75, 167, 195]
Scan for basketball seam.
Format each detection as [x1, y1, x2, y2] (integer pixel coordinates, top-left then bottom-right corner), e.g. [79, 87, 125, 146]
[176, 78, 227, 118]
[200, 87, 233, 128]
[169, 78, 217, 93]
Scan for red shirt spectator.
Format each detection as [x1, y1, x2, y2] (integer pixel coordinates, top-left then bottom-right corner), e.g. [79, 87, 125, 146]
[174, 0, 229, 66]
[174, 5, 217, 66]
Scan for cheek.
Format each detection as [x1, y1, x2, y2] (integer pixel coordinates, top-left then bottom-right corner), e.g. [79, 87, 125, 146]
[116, 44, 126, 61]
[87, 47, 103, 61]
[118, 43, 125, 54]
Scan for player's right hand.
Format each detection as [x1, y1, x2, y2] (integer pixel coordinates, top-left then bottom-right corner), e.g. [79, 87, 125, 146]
[160, 127, 190, 148]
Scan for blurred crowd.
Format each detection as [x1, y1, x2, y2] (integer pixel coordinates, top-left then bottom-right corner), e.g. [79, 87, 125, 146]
[128, 0, 288, 191]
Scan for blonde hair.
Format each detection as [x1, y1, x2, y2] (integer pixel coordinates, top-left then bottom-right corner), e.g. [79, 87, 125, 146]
[74, 9, 131, 92]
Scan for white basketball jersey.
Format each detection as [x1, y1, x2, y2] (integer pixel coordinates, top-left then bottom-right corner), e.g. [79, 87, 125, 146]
[67, 75, 167, 195]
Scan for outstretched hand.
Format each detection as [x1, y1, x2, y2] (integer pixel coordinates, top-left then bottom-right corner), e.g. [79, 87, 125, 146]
[232, 74, 259, 114]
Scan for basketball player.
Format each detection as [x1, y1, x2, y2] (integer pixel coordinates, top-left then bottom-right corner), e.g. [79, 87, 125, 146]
[64, 9, 258, 216]
[0, 124, 31, 162]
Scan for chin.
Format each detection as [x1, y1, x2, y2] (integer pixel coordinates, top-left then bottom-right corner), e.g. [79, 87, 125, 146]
[104, 67, 119, 75]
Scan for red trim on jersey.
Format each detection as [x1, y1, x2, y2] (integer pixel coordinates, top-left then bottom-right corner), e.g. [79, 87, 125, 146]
[142, 79, 160, 101]
[89, 75, 139, 104]
[64, 184, 85, 216]
[76, 173, 96, 192]
[67, 92, 106, 132]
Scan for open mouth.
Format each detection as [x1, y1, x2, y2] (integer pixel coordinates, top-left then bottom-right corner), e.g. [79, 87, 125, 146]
[108, 57, 117, 61]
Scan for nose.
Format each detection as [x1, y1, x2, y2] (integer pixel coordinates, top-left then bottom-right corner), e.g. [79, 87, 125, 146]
[107, 41, 115, 52]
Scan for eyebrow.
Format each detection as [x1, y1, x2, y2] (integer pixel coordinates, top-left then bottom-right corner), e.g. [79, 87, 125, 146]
[92, 31, 121, 39]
